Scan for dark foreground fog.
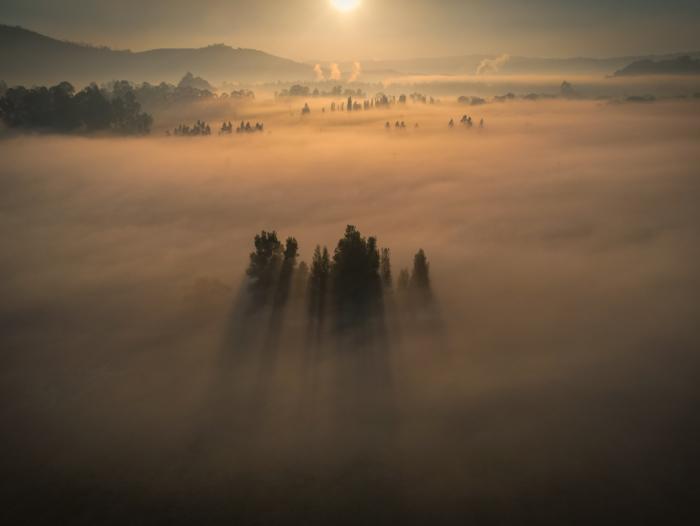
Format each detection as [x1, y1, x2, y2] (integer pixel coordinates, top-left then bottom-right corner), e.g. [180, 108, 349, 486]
[1, 100, 699, 525]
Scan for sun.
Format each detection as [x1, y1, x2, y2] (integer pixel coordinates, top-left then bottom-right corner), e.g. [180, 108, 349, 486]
[331, 0, 361, 13]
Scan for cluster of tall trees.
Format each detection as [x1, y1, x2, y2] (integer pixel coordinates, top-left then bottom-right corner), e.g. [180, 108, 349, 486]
[235, 121, 264, 133]
[301, 91, 436, 115]
[277, 84, 366, 99]
[245, 225, 432, 330]
[448, 115, 484, 129]
[170, 119, 265, 136]
[111, 76, 254, 111]
[227, 89, 255, 100]
[246, 231, 299, 309]
[0, 80, 152, 134]
[177, 72, 214, 91]
[278, 84, 440, 113]
[171, 120, 212, 136]
[129, 80, 216, 109]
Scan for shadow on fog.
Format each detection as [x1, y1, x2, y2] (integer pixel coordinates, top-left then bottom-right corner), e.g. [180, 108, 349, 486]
[191, 225, 446, 458]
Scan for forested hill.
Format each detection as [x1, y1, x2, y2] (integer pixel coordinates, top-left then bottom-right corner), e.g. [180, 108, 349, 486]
[0, 25, 313, 86]
[614, 55, 700, 76]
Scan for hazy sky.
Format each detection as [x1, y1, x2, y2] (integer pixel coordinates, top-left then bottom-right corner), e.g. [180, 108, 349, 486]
[2, 0, 699, 61]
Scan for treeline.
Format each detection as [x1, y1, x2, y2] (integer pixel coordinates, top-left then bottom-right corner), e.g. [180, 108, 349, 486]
[277, 84, 366, 99]
[0, 80, 152, 134]
[274, 84, 437, 106]
[297, 91, 437, 115]
[128, 75, 254, 110]
[245, 225, 432, 331]
[169, 120, 265, 136]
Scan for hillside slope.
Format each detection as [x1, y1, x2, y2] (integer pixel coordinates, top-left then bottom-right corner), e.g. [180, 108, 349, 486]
[0, 25, 313, 86]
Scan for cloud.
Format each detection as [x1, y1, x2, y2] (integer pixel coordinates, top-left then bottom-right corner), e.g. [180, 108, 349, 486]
[476, 54, 511, 75]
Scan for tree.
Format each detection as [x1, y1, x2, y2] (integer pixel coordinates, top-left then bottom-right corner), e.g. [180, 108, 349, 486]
[178, 72, 214, 91]
[560, 81, 577, 99]
[74, 84, 113, 131]
[282, 237, 298, 275]
[410, 249, 430, 293]
[380, 248, 392, 289]
[308, 245, 330, 319]
[110, 84, 152, 134]
[272, 236, 298, 309]
[246, 230, 283, 304]
[331, 225, 382, 325]
[397, 269, 410, 291]
[294, 261, 309, 296]
[49, 81, 79, 130]
[0, 80, 152, 135]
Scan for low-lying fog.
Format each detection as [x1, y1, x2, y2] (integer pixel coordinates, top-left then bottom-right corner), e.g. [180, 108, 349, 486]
[1, 100, 699, 525]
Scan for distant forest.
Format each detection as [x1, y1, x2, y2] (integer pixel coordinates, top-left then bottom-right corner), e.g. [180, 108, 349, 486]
[614, 55, 700, 76]
[131, 73, 254, 110]
[0, 73, 261, 135]
[0, 80, 152, 134]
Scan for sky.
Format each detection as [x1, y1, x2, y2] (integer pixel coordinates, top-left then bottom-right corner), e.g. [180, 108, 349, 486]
[1, 0, 699, 61]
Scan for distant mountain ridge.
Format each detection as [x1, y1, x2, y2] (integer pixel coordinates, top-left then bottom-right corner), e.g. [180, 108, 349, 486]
[336, 52, 700, 78]
[0, 24, 313, 86]
[3, 24, 700, 86]
[614, 55, 700, 76]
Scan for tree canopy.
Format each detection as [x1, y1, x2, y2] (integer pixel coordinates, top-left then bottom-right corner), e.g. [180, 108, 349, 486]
[0, 81, 152, 134]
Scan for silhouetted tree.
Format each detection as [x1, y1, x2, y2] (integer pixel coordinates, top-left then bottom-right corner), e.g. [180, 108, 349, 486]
[284, 84, 310, 97]
[74, 83, 115, 131]
[110, 83, 153, 134]
[397, 269, 409, 291]
[276, 236, 298, 305]
[410, 249, 431, 301]
[308, 245, 330, 319]
[380, 248, 392, 289]
[49, 81, 79, 130]
[173, 119, 212, 136]
[230, 89, 255, 100]
[246, 230, 283, 306]
[178, 72, 214, 91]
[560, 81, 577, 98]
[331, 225, 382, 326]
[276, 236, 298, 299]
[293, 260, 309, 298]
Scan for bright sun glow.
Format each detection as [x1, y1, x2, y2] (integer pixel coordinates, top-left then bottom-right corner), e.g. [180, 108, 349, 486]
[331, 0, 361, 13]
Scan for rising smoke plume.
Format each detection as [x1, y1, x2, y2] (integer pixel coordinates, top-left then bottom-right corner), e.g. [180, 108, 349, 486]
[476, 53, 511, 75]
[329, 63, 342, 81]
[313, 64, 325, 81]
[348, 61, 362, 82]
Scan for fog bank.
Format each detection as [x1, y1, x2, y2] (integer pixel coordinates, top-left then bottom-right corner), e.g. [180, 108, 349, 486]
[1, 100, 699, 525]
